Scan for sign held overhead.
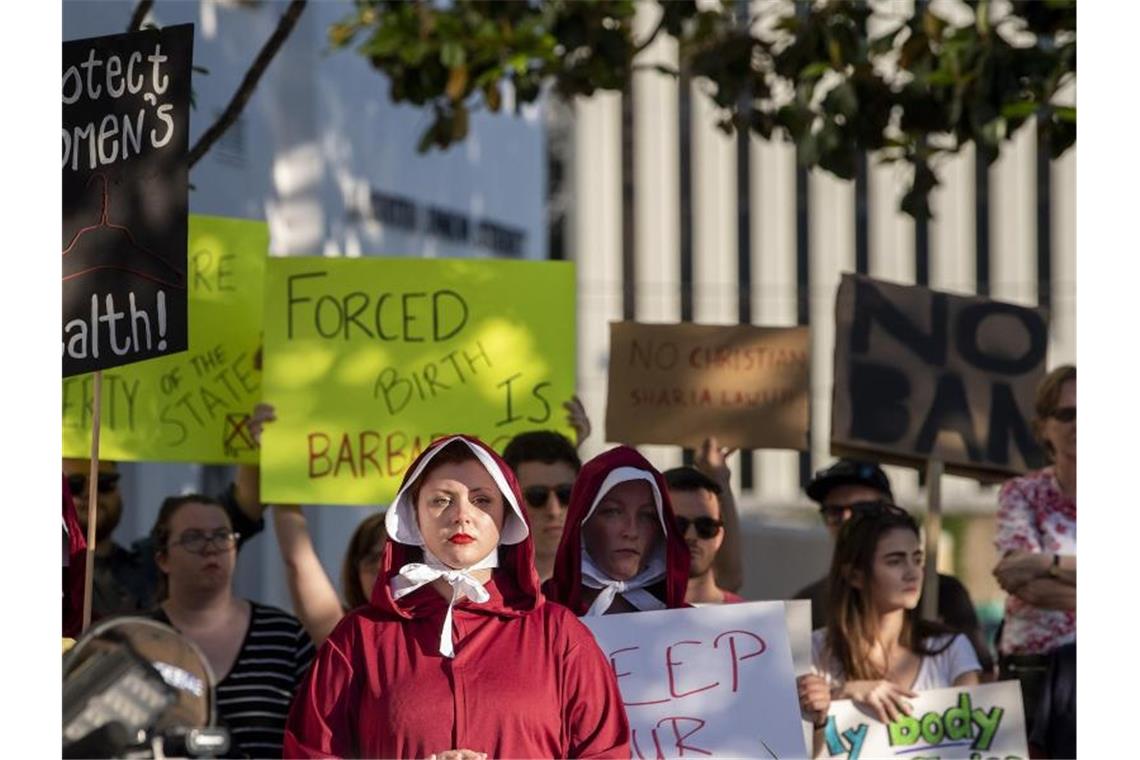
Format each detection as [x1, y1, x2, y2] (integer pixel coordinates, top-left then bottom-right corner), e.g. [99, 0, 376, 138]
[831, 274, 1047, 480]
[62, 24, 194, 377]
[605, 322, 810, 450]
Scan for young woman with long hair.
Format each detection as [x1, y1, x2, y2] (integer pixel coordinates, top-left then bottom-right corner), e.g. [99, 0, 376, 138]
[798, 503, 981, 741]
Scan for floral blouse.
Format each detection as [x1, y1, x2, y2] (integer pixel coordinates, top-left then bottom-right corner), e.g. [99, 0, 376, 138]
[994, 467, 1076, 656]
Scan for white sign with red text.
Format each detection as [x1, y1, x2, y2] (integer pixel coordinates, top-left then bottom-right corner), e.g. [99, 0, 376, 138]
[581, 602, 807, 759]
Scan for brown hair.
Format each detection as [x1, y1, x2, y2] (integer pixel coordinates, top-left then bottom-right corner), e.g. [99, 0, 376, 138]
[826, 506, 951, 681]
[1032, 364, 1076, 460]
[150, 494, 230, 601]
[340, 512, 388, 609]
[408, 439, 483, 504]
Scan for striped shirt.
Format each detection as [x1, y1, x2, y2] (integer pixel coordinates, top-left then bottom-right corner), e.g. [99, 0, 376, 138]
[154, 601, 314, 758]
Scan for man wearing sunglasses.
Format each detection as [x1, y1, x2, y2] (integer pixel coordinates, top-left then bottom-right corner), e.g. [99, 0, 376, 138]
[793, 458, 993, 675]
[502, 431, 582, 582]
[664, 466, 743, 605]
[63, 457, 267, 620]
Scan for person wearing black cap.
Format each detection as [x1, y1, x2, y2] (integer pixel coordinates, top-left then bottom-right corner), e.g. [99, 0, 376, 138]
[794, 458, 994, 676]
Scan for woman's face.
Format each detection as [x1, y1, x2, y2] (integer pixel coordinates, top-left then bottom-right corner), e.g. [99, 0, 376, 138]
[867, 527, 924, 614]
[415, 459, 505, 569]
[1042, 379, 1076, 462]
[157, 502, 236, 595]
[582, 480, 662, 581]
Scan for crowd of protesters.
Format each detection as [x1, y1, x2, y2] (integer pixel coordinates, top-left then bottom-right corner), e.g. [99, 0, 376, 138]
[62, 367, 1076, 759]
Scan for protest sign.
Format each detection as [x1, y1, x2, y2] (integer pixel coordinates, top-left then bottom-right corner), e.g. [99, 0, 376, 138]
[821, 681, 1028, 760]
[63, 24, 194, 377]
[581, 602, 807, 759]
[260, 257, 576, 505]
[605, 322, 810, 450]
[832, 274, 1047, 480]
[63, 215, 267, 464]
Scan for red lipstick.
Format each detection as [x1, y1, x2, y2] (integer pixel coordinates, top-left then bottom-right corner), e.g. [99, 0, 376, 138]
[449, 533, 475, 545]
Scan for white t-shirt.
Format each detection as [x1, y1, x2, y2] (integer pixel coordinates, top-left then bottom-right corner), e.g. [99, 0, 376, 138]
[810, 628, 981, 692]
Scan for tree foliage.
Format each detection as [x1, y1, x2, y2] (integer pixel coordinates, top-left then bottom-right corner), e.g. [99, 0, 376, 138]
[331, 0, 1075, 218]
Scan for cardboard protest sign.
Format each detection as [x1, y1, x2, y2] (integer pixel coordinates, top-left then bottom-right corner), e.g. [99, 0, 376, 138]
[581, 602, 807, 759]
[260, 257, 576, 506]
[832, 274, 1047, 480]
[821, 681, 1028, 760]
[63, 24, 194, 377]
[63, 216, 267, 464]
[605, 322, 810, 450]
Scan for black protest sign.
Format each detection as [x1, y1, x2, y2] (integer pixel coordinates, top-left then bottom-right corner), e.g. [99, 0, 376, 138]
[62, 24, 194, 377]
[831, 274, 1047, 481]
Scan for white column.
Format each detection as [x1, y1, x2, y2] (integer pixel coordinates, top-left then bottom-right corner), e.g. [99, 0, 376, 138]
[691, 80, 742, 494]
[1051, 145, 1076, 366]
[989, 120, 1038, 306]
[632, 0, 682, 473]
[573, 93, 623, 462]
[751, 134, 801, 508]
[868, 157, 916, 284]
[808, 170, 855, 481]
[930, 142, 977, 296]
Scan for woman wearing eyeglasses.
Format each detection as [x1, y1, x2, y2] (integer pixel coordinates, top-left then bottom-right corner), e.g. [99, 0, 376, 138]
[796, 505, 981, 747]
[992, 364, 1077, 737]
[148, 494, 314, 759]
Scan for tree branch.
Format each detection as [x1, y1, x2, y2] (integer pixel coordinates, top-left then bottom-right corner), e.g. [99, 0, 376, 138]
[128, 0, 154, 32]
[187, 0, 308, 169]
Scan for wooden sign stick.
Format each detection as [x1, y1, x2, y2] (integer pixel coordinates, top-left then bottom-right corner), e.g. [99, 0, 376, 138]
[80, 370, 104, 633]
[921, 457, 944, 621]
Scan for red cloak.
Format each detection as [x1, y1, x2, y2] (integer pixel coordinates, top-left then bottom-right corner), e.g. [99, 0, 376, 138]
[543, 446, 691, 615]
[283, 435, 630, 759]
[62, 472, 87, 638]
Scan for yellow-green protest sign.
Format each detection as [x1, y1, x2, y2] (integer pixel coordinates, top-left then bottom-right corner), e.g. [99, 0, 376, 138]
[260, 257, 576, 506]
[62, 215, 267, 464]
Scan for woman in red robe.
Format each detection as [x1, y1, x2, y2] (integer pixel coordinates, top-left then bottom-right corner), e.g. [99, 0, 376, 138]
[283, 435, 630, 759]
[544, 446, 690, 615]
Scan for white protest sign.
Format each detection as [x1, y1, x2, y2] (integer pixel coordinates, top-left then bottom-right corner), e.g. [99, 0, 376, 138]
[581, 602, 807, 759]
[821, 681, 1028, 760]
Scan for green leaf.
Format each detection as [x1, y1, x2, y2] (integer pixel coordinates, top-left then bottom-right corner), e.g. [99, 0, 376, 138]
[1001, 100, 1038, 120]
[441, 41, 466, 69]
[799, 61, 831, 81]
[1053, 105, 1076, 122]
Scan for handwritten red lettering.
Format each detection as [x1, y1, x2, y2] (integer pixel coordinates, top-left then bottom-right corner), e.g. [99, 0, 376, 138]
[666, 641, 720, 699]
[713, 630, 766, 693]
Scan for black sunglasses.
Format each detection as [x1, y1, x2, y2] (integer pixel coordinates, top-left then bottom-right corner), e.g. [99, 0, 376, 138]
[674, 515, 724, 539]
[819, 499, 901, 527]
[67, 472, 121, 497]
[522, 484, 573, 509]
[1050, 406, 1076, 423]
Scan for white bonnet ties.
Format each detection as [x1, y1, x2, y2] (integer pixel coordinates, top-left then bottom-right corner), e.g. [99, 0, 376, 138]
[579, 466, 670, 616]
[581, 550, 667, 616]
[390, 547, 499, 657]
[385, 436, 529, 546]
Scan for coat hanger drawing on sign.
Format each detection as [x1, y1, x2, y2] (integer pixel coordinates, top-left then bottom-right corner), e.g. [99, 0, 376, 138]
[62, 173, 187, 290]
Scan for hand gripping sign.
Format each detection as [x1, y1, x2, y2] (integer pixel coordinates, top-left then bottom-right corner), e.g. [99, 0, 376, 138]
[581, 602, 807, 759]
[821, 681, 1028, 760]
